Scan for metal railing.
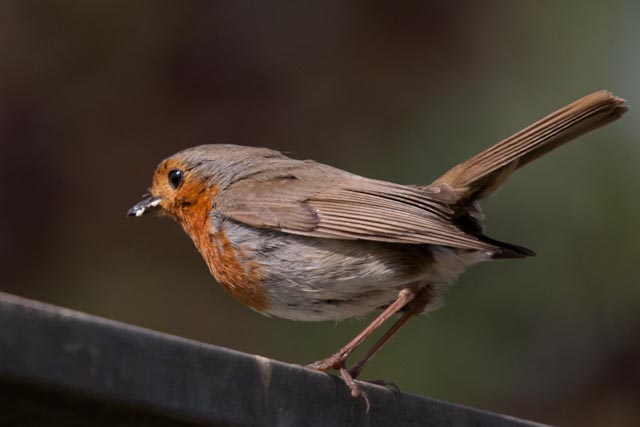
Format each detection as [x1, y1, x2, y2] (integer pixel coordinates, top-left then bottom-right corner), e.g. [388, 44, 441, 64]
[0, 292, 548, 426]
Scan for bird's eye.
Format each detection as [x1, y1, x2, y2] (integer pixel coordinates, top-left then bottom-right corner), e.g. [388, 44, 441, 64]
[168, 169, 184, 189]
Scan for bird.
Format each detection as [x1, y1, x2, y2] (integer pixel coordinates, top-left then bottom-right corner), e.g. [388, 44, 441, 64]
[128, 91, 627, 405]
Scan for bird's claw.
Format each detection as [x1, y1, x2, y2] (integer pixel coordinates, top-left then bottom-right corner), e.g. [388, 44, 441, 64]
[339, 367, 370, 413]
[306, 355, 371, 412]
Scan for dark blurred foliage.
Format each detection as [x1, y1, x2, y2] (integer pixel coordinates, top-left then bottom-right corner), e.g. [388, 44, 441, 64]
[1, 2, 639, 425]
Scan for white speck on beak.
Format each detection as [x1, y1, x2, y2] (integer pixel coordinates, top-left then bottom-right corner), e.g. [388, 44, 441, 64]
[135, 198, 161, 216]
[128, 196, 163, 218]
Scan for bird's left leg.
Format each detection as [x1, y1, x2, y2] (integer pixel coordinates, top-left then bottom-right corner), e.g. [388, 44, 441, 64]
[348, 286, 431, 380]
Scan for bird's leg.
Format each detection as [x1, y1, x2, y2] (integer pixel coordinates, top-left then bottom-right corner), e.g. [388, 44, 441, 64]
[306, 288, 417, 406]
[348, 286, 431, 380]
[306, 288, 417, 372]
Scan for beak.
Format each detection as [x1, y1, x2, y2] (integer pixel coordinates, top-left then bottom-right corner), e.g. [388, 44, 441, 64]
[127, 196, 163, 217]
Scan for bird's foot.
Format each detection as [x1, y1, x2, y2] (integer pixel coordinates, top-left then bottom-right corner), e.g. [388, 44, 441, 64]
[306, 355, 370, 411]
[338, 367, 370, 412]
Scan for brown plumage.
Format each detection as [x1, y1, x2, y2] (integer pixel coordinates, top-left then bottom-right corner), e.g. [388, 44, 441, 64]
[434, 90, 627, 202]
[129, 91, 627, 407]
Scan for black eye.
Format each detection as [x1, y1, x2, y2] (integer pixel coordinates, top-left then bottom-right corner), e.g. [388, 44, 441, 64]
[168, 169, 184, 189]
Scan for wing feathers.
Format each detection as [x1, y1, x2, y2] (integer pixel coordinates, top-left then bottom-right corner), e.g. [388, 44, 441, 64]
[218, 174, 497, 252]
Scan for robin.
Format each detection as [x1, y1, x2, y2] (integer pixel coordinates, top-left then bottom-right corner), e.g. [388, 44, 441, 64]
[128, 91, 627, 405]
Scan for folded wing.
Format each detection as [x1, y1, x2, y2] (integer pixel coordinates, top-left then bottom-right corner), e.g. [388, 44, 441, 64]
[216, 167, 498, 252]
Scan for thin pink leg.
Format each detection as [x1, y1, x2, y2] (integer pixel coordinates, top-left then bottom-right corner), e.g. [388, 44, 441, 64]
[306, 287, 422, 410]
[348, 287, 430, 379]
[306, 288, 417, 372]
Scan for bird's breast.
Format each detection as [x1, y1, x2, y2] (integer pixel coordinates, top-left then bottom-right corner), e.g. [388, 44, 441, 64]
[176, 194, 270, 313]
[200, 229, 269, 313]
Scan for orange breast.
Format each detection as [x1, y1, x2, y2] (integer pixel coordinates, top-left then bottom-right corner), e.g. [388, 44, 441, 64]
[206, 229, 268, 312]
[175, 184, 269, 313]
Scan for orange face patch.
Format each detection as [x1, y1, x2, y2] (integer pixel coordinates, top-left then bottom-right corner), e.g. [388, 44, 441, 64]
[150, 157, 269, 313]
[150, 158, 208, 217]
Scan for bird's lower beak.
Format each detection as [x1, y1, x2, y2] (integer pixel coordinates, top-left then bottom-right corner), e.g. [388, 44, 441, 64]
[127, 196, 163, 217]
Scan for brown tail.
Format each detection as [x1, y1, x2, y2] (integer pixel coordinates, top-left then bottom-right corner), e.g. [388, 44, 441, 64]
[433, 91, 628, 204]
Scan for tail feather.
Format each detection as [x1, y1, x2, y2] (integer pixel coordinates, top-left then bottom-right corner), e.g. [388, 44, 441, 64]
[433, 91, 628, 204]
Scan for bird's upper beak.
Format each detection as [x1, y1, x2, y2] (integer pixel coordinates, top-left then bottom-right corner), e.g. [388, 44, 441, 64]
[127, 196, 163, 217]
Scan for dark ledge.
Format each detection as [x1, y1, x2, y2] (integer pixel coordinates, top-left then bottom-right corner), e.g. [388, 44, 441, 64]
[0, 291, 548, 426]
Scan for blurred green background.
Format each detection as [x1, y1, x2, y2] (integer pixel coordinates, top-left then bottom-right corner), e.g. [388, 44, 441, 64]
[1, 2, 638, 425]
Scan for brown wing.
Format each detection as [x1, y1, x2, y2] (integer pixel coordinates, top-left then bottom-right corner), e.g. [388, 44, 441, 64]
[216, 165, 498, 252]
